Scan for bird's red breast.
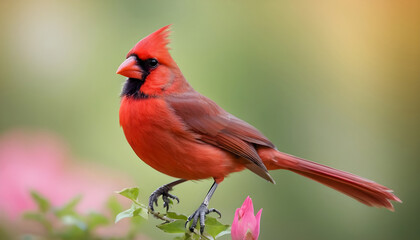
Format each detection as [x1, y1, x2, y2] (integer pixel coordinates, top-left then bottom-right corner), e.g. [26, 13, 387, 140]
[119, 96, 244, 182]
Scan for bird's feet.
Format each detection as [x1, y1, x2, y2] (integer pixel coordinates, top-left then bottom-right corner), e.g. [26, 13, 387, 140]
[185, 203, 221, 234]
[148, 185, 180, 212]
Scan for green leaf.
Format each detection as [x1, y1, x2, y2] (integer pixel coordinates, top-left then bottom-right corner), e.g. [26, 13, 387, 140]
[55, 224, 86, 239]
[130, 212, 147, 226]
[133, 206, 148, 219]
[166, 212, 188, 220]
[61, 215, 87, 230]
[172, 232, 207, 240]
[23, 212, 44, 222]
[157, 219, 187, 233]
[107, 196, 124, 218]
[19, 235, 35, 240]
[215, 229, 231, 239]
[86, 212, 109, 229]
[115, 203, 148, 223]
[23, 212, 52, 230]
[55, 195, 82, 217]
[115, 208, 133, 223]
[116, 187, 140, 202]
[204, 217, 230, 239]
[186, 232, 202, 240]
[30, 191, 50, 213]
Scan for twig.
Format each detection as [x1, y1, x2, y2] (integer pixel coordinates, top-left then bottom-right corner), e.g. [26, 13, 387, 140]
[148, 209, 173, 222]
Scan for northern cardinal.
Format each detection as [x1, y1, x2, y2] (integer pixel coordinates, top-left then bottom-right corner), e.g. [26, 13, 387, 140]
[117, 26, 401, 233]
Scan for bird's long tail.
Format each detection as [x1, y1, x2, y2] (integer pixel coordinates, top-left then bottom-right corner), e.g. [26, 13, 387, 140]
[261, 149, 401, 210]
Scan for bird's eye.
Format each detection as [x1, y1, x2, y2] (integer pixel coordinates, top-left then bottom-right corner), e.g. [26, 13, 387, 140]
[147, 58, 158, 68]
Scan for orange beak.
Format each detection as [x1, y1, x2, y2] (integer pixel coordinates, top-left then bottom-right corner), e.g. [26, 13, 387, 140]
[116, 56, 143, 79]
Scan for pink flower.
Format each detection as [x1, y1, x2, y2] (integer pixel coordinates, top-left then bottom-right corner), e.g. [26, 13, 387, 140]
[0, 129, 150, 239]
[0, 130, 132, 220]
[231, 196, 262, 240]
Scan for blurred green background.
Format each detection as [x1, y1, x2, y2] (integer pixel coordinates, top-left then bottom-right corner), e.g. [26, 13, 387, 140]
[1, 0, 419, 239]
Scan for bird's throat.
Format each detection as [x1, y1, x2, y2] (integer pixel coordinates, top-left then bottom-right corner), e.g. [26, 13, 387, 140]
[121, 78, 149, 99]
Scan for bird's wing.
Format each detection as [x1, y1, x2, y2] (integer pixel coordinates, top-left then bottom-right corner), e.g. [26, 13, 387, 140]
[166, 92, 275, 183]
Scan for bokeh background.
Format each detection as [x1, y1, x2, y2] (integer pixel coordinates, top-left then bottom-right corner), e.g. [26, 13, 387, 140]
[1, 0, 419, 239]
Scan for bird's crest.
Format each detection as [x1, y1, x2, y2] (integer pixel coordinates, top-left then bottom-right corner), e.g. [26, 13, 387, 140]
[127, 25, 173, 65]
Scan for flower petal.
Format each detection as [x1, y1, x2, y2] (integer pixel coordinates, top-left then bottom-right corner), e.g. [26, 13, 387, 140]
[231, 208, 242, 240]
[253, 208, 262, 239]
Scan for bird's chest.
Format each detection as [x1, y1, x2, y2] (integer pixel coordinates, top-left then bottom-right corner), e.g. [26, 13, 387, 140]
[120, 96, 188, 146]
[119, 96, 242, 180]
[119, 97, 193, 169]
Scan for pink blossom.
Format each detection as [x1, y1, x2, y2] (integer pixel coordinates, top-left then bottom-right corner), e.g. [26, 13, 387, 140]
[231, 196, 262, 240]
[0, 130, 132, 220]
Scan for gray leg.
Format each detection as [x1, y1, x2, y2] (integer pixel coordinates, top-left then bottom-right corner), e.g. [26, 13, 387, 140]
[185, 181, 221, 234]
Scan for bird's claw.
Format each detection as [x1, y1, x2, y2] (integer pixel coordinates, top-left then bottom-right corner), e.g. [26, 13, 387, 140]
[162, 193, 179, 211]
[185, 203, 222, 234]
[148, 186, 180, 212]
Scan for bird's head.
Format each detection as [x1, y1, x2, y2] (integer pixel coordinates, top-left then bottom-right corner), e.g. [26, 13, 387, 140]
[117, 25, 189, 98]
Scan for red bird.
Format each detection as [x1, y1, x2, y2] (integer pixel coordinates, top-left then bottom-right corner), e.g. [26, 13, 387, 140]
[117, 26, 401, 233]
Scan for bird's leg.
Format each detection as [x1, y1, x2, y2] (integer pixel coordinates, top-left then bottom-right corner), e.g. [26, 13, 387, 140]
[149, 179, 187, 212]
[185, 181, 221, 234]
